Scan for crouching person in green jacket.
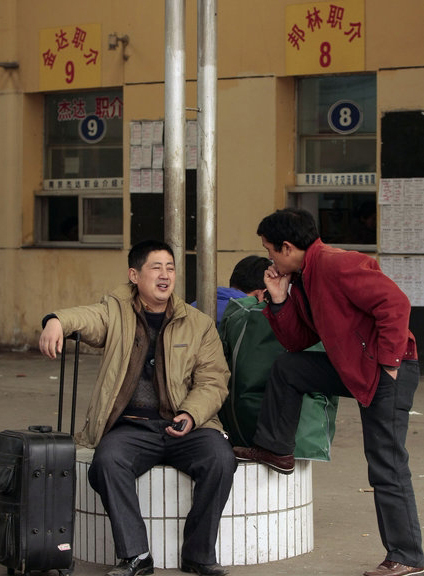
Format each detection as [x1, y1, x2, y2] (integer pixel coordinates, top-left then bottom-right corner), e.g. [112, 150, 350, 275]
[39, 239, 237, 576]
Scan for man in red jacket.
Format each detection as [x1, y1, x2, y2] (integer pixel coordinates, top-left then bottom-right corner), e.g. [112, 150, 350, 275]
[234, 208, 423, 576]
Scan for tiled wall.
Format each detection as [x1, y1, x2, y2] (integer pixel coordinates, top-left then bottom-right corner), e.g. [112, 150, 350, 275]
[75, 448, 313, 568]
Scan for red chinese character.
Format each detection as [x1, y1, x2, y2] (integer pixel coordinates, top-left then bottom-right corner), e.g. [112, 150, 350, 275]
[55, 29, 69, 51]
[84, 49, 98, 65]
[72, 27, 87, 50]
[288, 24, 306, 50]
[306, 7, 323, 32]
[109, 97, 124, 119]
[327, 5, 344, 29]
[344, 22, 361, 42]
[72, 98, 87, 119]
[57, 99, 73, 121]
[95, 97, 111, 119]
[43, 49, 56, 68]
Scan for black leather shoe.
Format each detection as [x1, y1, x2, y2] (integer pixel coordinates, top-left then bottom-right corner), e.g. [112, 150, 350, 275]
[181, 558, 229, 576]
[233, 445, 294, 474]
[106, 554, 154, 576]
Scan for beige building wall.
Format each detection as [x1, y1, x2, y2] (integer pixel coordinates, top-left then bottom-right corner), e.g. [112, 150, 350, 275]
[1, 0, 424, 347]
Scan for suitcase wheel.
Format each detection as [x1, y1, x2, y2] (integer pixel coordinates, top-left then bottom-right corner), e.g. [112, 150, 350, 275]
[58, 561, 75, 576]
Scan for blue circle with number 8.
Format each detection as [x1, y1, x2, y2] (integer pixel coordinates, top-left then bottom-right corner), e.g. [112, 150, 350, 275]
[79, 114, 107, 143]
[328, 100, 363, 135]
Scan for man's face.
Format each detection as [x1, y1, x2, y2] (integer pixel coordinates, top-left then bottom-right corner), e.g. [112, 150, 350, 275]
[261, 236, 298, 275]
[129, 250, 176, 312]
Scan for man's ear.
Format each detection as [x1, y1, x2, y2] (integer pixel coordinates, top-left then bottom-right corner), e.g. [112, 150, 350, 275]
[281, 241, 293, 253]
[253, 288, 267, 302]
[128, 268, 138, 284]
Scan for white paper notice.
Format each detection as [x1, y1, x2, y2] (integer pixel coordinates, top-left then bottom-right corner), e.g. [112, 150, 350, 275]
[152, 169, 164, 193]
[186, 145, 197, 170]
[140, 169, 152, 193]
[130, 122, 142, 146]
[152, 144, 164, 169]
[140, 145, 152, 169]
[379, 178, 424, 253]
[130, 146, 143, 170]
[130, 170, 142, 193]
[141, 122, 154, 146]
[152, 121, 164, 144]
[380, 256, 424, 306]
[186, 120, 197, 146]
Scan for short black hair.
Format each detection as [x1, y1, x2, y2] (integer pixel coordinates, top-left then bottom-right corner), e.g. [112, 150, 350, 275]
[257, 208, 319, 251]
[229, 255, 271, 293]
[128, 240, 175, 270]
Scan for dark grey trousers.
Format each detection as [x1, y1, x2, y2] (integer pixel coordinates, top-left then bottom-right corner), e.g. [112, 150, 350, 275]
[88, 420, 237, 563]
[255, 351, 424, 567]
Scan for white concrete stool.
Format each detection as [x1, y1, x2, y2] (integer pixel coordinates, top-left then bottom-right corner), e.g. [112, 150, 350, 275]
[74, 447, 313, 569]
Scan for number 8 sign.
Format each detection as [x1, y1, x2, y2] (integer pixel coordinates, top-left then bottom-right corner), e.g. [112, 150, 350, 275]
[328, 100, 363, 135]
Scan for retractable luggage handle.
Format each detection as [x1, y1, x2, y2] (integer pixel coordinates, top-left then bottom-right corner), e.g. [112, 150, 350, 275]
[58, 331, 81, 436]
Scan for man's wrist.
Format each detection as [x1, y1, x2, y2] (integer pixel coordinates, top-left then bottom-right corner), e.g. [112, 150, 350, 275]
[41, 313, 58, 329]
[264, 290, 287, 305]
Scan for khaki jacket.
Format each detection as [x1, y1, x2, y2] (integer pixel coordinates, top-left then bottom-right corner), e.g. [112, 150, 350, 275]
[55, 284, 230, 447]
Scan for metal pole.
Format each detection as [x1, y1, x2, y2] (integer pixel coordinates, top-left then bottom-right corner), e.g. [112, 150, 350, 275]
[164, 0, 186, 299]
[196, 0, 217, 320]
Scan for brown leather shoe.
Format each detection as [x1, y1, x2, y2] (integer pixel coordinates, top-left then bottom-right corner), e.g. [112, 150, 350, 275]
[363, 560, 424, 576]
[233, 445, 294, 474]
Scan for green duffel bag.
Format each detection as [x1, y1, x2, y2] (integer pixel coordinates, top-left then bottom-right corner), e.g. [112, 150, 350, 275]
[218, 296, 338, 461]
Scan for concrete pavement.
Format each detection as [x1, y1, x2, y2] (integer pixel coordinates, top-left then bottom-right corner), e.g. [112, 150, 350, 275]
[0, 348, 423, 576]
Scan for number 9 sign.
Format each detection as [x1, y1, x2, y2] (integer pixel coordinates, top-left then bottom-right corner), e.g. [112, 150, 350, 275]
[328, 100, 363, 135]
[78, 114, 106, 143]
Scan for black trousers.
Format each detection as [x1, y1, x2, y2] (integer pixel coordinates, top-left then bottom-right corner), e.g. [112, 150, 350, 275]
[88, 420, 237, 563]
[255, 351, 424, 567]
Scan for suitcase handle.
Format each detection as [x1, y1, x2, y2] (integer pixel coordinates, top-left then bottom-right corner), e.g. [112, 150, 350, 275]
[58, 331, 81, 436]
[28, 425, 53, 433]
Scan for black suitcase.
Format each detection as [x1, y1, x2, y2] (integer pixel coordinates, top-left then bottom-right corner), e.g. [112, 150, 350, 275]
[0, 332, 81, 576]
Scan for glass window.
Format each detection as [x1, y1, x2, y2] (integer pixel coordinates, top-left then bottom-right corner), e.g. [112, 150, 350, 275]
[297, 75, 376, 173]
[44, 90, 123, 180]
[289, 191, 376, 249]
[36, 89, 123, 246]
[293, 74, 377, 249]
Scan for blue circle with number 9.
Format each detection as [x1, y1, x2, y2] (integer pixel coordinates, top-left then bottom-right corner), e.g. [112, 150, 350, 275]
[328, 100, 363, 135]
[78, 114, 107, 143]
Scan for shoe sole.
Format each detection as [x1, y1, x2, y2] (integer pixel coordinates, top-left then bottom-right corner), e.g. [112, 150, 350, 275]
[364, 570, 424, 576]
[181, 562, 229, 576]
[235, 455, 294, 475]
[107, 569, 153, 576]
[135, 568, 154, 576]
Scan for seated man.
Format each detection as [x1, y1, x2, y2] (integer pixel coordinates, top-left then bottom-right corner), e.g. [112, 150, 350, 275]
[39, 239, 237, 576]
[192, 255, 271, 326]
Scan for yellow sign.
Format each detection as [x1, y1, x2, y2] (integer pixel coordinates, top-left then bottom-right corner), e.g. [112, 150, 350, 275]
[39, 24, 101, 91]
[285, 1, 364, 75]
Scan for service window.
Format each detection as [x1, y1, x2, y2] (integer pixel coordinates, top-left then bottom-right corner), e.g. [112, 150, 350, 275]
[291, 74, 377, 250]
[36, 89, 123, 246]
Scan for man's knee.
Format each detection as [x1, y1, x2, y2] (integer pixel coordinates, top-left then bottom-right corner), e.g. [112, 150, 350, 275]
[272, 350, 299, 379]
[202, 434, 237, 478]
[88, 438, 128, 489]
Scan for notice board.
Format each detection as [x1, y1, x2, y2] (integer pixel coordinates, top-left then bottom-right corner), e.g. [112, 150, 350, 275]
[380, 111, 424, 364]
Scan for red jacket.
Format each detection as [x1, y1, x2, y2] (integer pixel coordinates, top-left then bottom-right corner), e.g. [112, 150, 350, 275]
[264, 239, 417, 406]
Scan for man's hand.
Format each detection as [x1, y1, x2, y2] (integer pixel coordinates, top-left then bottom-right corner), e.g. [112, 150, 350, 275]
[382, 366, 399, 381]
[166, 413, 194, 437]
[264, 264, 291, 304]
[39, 318, 64, 359]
